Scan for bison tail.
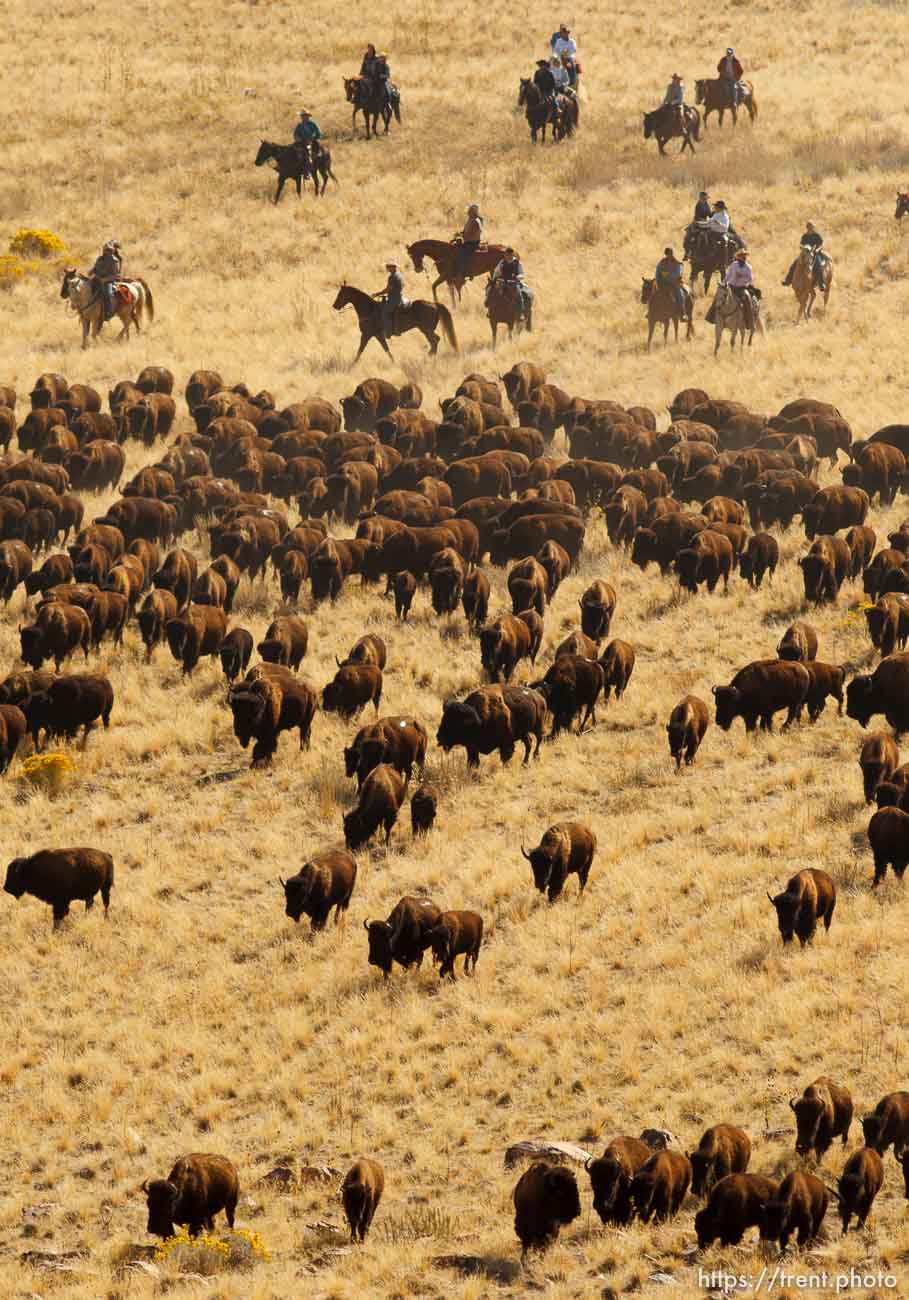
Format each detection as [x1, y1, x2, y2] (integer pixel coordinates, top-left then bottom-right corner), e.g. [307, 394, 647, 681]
[138, 279, 155, 324]
[437, 304, 459, 353]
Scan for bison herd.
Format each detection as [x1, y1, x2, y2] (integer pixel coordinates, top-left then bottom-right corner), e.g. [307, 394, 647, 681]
[0, 364, 907, 1263]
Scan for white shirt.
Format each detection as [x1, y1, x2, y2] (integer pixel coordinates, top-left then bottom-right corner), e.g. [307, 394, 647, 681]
[552, 34, 577, 59]
[551, 63, 569, 88]
[725, 260, 753, 287]
[707, 210, 730, 234]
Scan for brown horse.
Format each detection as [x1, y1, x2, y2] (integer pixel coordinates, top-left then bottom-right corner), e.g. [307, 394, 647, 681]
[694, 78, 757, 127]
[643, 104, 701, 155]
[407, 238, 509, 303]
[486, 279, 527, 349]
[896, 192, 909, 222]
[254, 140, 337, 201]
[641, 279, 694, 348]
[332, 284, 458, 362]
[790, 245, 833, 322]
[517, 80, 576, 142]
[343, 77, 399, 139]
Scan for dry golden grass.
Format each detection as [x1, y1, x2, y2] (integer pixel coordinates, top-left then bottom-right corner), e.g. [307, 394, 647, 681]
[1, 0, 909, 1295]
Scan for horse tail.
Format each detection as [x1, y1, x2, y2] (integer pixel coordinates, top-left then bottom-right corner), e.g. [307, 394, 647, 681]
[327, 167, 339, 186]
[138, 279, 154, 323]
[749, 88, 758, 119]
[393, 97, 402, 123]
[437, 303, 459, 353]
[688, 107, 701, 141]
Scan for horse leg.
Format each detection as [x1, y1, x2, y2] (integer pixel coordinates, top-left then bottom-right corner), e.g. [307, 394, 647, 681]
[426, 330, 440, 356]
[490, 320, 497, 350]
[431, 275, 443, 303]
[274, 174, 285, 204]
[647, 318, 656, 350]
[295, 173, 302, 198]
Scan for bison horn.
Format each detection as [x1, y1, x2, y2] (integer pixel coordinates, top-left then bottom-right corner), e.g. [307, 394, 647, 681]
[141, 1179, 149, 1193]
[336, 655, 343, 667]
[278, 876, 286, 888]
[521, 844, 531, 861]
[766, 891, 775, 904]
[711, 686, 719, 695]
[789, 1098, 798, 1111]
[363, 919, 371, 932]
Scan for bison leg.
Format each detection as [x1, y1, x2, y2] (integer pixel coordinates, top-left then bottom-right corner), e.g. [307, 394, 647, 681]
[101, 884, 111, 914]
[52, 900, 70, 928]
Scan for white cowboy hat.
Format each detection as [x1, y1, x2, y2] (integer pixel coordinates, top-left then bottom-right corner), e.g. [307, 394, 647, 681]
[385, 260, 398, 268]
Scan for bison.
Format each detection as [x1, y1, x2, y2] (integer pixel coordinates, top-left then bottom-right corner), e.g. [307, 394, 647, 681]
[600, 639, 635, 700]
[522, 822, 596, 903]
[341, 1158, 384, 1242]
[847, 653, 909, 737]
[422, 909, 483, 979]
[22, 673, 113, 749]
[281, 849, 357, 931]
[144, 1154, 239, 1239]
[739, 531, 779, 588]
[410, 783, 437, 836]
[323, 664, 383, 720]
[776, 621, 818, 663]
[667, 695, 709, 770]
[344, 763, 405, 850]
[258, 616, 309, 670]
[791, 1077, 853, 1161]
[364, 895, 441, 978]
[689, 1125, 751, 1198]
[535, 654, 605, 736]
[694, 1173, 777, 1249]
[512, 1160, 581, 1254]
[579, 579, 616, 644]
[480, 614, 533, 683]
[229, 664, 317, 766]
[767, 868, 835, 945]
[859, 733, 900, 804]
[713, 659, 810, 733]
[837, 1147, 884, 1233]
[4, 847, 113, 928]
[630, 1150, 691, 1224]
[587, 1137, 651, 1226]
[20, 601, 91, 671]
[861, 1091, 909, 1158]
[437, 685, 545, 768]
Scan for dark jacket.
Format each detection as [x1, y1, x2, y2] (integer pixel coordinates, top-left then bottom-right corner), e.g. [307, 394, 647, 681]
[91, 250, 122, 282]
[534, 66, 556, 96]
[385, 271, 403, 306]
[361, 54, 378, 78]
[801, 230, 823, 250]
[497, 257, 524, 281]
[694, 198, 711, 222]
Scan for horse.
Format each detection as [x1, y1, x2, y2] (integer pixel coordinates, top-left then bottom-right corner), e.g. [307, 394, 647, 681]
[790, 245, 833, 322]
[694, 77, 757, 128]
[684, 229, 740, 294]
[406, 238, 509, 304]
[708, 283, 762, 354]
[896, 192, 909, 222]
[486, 279, 527, 349]
[640, 279, 694, 348]
[343, 77, 400, 139]
[642, 104, 700, 155]
[60, 269, 154, 350]
[517, 80, 570, 143]
[254, 140, 337, 202]
[332, 284, 458, 362]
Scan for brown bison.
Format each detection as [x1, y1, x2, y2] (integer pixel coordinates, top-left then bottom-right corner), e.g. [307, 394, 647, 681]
[219, 628, 253, 683]
[437, 684, 545, 767]
[587, 1137, 651, 1226]
[865, 593, 909, 659]
[713, 659, 810, 733]
[507, 555, 548, 617]
[512, 1160, 581, 1254]
[423, 909, 483, 979]
[776, 621, 818, 663]
[323, 664, 383, 720]
[801, 661, 845, 721]
[20, 601, 91, 671]
[862, 1091, 909, 1157]
[229, 664, 317, 766]
[802, 485, 869, 539]
[502, 362, 546, 410]
[859, 733, 900, 804]
[579, 580, 616, 643]
[344, 763, 405, 850]
[667, 695, 709, 769]
[144, 1154, 239, 1238]
[4, 847, 113, 928]
[522, 822, 596, 903]
[429, 547, 466, 616]
[689, 1125, 751, 1198]
[137, 589, 179, 661]
[631, 1151, 691, 1223]
[837, 1147, 884, 1233]
[341, 1158, 384, 1242]
[867, 805, 909, 884]
[847, 653, 909, 736]
[480, 614, 533, 683]
[346, 716, 427, 788]
[739, 531, 779, 588]
[768, 868, 835, 944]
[791, 1077, 853, 1161]
[281, 849, 357, 931]
[410, 783, 437, 836]
[536, 654, 605, 736]
[491, 513, 585, 569]
[258, 616, 309, 670]
[800, 534, 850, 603]
[21, 673, 113, 749]
[600, 639, 635, 700]
[631, 512, 706, 574]
[461, 569, 490, 630]
[165, 605, 228, 675]
[364, 895, 441, 978]
[694, 1173, 777, 1248]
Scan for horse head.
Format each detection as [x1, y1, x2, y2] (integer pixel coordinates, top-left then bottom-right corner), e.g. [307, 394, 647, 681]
[518, 78, 530, 106]
[640, 278, 654, 304]
[896, 192, 909, 220]
[254, 140, 273, 167]
[642, 111, 654, 139]
[694, 79, 707, 103]
[408, 245, 424, 272]
[332, 284, 351, 310]
[60, 269, 77, 299]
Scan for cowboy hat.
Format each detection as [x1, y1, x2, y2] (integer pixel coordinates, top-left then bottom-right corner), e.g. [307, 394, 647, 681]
[713, 200, 726, 209]
[664, 247, 674, 256]
[467, 203, 479, 212]
[385, 259, 398, 268]
[726, 47, 734, 53]
[536, 59, 550, 66]
[671, 73, 682, 79]
[698, 191, 708, 198]
[299, 108, 311, 116]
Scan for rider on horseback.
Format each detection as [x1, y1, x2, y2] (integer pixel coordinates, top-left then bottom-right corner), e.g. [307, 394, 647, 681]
[723, 248, 755, 329]
[717, 47, 743, 107]
[454, 204, 484, 280]
[90, 239, 123, 320]
[549, 24, 578, 86]
[550, 55, 569, 91]
[693, 191, 711, 222]
[662, 74, 685, 131]
[488, 248, 533, 330]
[782, 221, 827, 287]
[360, 43, 379, 80]
[374, 259, 404, 337]
[655, 247, 686, 314]
[294, 109, 321, 148]
[534, 59, 557, 97]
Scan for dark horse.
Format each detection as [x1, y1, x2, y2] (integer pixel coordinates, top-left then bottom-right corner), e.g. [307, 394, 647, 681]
[407, 238, 509, 303]
[486, 279, 527, 349]
[683, 226, 743, 294]
[642, 104, 701, 155]
[517, 80, 577, 142]
[332, 284, 458, 361]
[694, 78, 757, 128]
[896, 192, 909, 221]
[254, 141, 338, 203]
[343, 77, 401, 139]
[640, 278, 694, 348]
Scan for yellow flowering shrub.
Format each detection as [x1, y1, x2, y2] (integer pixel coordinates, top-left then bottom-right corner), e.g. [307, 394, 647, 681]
[9, 228, 67, 258]
[0, 254, 43, 292]
[19, 753, 75, 796]
[154, 1227, 269, 1274]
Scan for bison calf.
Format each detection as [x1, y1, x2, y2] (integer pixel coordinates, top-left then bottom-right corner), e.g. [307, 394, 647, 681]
[144, 1153, 239, 1238]
[342, 1158, 384, 1242]
[410, 783, 437, 836]
[837, 1147, 884, 1233]
[5, 847, 113, 928]
[423, 909, 483, 979]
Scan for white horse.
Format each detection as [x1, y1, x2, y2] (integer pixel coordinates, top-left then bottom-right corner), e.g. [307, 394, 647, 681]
[710, 282, 762, 354]
[60, 269, 154, 349]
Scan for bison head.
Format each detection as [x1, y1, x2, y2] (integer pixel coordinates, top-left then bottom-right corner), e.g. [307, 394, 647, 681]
[436, 701, 481, 751]
[322, 679, 341, 713]
[282, 864, 315, 922]
[364, 918, 394, 973]
[845, 675, 875, 728]
[694, 1203, 719, 1250]
[4, 858, 27, 898]
[860, 1114, 884, 1152]
[542, 1165, 582, 1225]
[344, 807, 371, 852]
[341, 396, 369, 432]
[688, 1150, 717, 1199]
[630, 528, 656, 571]
[228, 688, 266, 748]
[768, 886, 800, 943]
[675, 547, 702, 593]
[19, 626, 45, 670]
[522, 840, 557, 894]
[257, 637, 287, 665]
[587, 1153, 623, 1220]
[143, 1178, 179, 1238]
[791, 1091, 825, 1156]
[711, 684, 741, 731]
